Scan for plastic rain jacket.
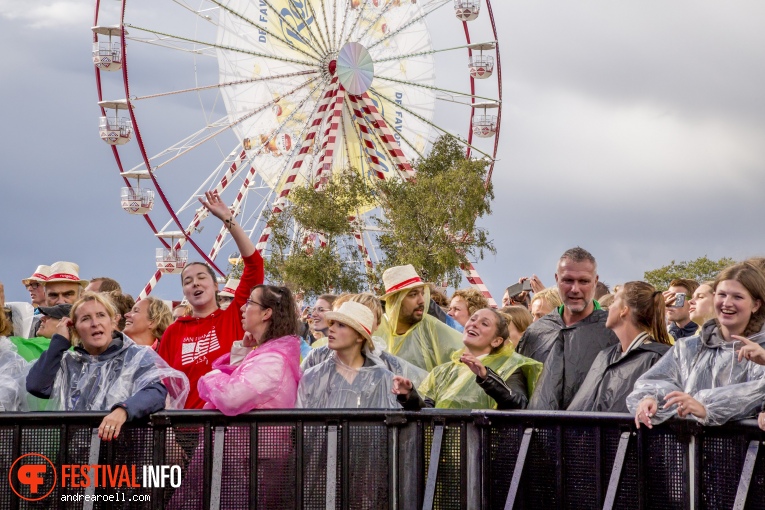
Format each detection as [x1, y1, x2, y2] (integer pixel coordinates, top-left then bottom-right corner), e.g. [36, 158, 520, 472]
[627, 320, 765, 426]
[301, 336, 429, 388]
[417, 344, 543, 410]
[519, 309, 619, 410]
[0, 336, 29, 411]
[374, 287, 464, 372]
[29, 333, 188, 418]
[296, 348, 400, 409]
[197, 335, 301, 415]
[567, 333, 670, 413]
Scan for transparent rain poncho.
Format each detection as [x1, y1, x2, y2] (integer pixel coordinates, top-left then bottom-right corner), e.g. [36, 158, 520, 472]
[301, 336, 429, 388]
[374, 287, 464, 372]
[417, 344, 543, 410]
[627, 321, 765, 426]
[296, 348, 400, 409]
[49, 334, 189, 412]
[0, 337, 29, 411]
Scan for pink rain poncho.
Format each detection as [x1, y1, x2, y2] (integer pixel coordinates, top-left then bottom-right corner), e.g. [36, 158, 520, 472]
[197, 334, 302, 415]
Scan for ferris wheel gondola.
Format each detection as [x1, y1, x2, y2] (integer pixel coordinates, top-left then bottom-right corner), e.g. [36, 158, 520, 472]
[92, 0, 503, 303]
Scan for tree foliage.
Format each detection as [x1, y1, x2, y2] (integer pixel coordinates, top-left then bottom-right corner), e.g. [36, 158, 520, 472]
[643, 255, 735, 290]
[373, 135, 495, 288]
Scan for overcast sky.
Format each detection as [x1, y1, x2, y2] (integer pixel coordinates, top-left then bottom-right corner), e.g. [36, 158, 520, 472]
[2, 1, 765, 304]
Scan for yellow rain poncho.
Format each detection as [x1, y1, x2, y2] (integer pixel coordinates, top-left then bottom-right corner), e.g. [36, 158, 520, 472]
[374, 286, 464, 372]
[417, 344, 543, 410]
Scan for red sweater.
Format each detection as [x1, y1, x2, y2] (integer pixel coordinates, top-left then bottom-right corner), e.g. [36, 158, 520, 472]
[159, 251, 264, 409]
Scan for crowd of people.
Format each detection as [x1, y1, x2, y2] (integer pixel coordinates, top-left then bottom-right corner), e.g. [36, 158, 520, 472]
[3, 191, 765, 440]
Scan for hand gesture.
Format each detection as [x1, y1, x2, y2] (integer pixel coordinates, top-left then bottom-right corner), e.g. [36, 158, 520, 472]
[199, 190, 233, 223]
[735, 335, 765, 365]
[662, 290, 678, 308]
[634, 397, 658, 429]
[529, 274, 545, 294]
[56, 317, 73, 340]
[664, 391, 707, 420]
[460, 351, 487, 379]
[98, 407, 128, 441]
[392, 376, 412, 396]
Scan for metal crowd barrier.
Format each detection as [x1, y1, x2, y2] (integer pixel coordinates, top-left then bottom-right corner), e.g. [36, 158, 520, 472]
[1, 410, 764, 509]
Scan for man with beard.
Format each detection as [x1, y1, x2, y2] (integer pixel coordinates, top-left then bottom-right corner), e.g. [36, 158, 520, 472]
[374, 265, 463, 372]
[517, 247, 619, 410]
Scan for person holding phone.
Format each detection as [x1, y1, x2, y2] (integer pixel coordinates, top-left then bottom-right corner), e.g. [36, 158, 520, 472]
[630, 262, 765, 427]
[663, 278, 700, 342]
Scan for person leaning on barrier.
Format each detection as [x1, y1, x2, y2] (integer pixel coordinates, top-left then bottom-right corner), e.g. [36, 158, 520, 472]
[630, 262, 765, 428]
[197, 285, 301, 415]
[301, 293, 428, 388]
[159, 190, 264, 409]
[297, 301, 400, 409]
[568, 282, 672, 413]
[517, 247, 619, 410]
[26, 292, 188, 440]
[392, 308, 542, 410]
[373, 265, 464, 372]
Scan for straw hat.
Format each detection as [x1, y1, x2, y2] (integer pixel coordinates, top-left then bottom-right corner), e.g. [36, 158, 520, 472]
[46, 261, 89, 287]
[323, 301, 375, 343]
[22, 265, 51, 286]
[380, 264, 424, 300]
[219, 278, 240, 298]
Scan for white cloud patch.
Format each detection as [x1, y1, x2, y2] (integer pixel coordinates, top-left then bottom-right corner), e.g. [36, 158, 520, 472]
[0, 1, 97, 29]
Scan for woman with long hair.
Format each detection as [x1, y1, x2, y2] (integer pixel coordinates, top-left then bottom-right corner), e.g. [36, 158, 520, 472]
[26, 292, 187, 440]
[630, 262, 765, 427]
[568, 281, 672, 412]
[689, 281, 716, 328]
[392, 308, 542, 410]
[158, 190, 264, 409]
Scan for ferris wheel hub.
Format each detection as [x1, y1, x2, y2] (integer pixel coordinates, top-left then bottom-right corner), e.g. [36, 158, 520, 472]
[336, 42, 374, 95]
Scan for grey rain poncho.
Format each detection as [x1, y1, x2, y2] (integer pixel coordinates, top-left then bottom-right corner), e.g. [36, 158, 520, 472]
[567, 333, 670, 413]
[0, 337, 29, 411]
[517, 308, 619, 410]
[626, 320, 765, 426]
[296, 348, 400, 409]
[49, 334, 189, 412]
[301, 336, 429, 388]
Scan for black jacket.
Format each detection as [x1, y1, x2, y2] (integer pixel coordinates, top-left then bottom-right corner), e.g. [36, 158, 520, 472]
[567, 338, 670, 413]
[518, 309, 619, 410]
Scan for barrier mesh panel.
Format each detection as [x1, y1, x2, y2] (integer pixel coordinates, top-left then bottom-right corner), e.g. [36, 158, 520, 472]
[257, 424, 297, 509]
[522, 425, 559, 507]
[0, 427, 14, 509]
[745, 437, 765, 510]
[220, 426, 250, 509]
[302, 425, 328, 510]
[14, 427, 61, 507]
[601, 430, 639, 510]
[165, 426, 205, 510]
[562, 425, 599, 508]
[424, 425, 462, 510]
[643, 428, 686, 509]
[487, 424, 523, 509]
[699, 433, 744, 510]
[348, 423, 389, 510]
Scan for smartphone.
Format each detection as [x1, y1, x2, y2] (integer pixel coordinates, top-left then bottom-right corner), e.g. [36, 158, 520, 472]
[673, 293, 686, 308]
[522, 280, 533, 291]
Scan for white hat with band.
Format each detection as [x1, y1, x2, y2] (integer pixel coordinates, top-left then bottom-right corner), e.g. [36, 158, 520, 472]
[219, 278, 240, 298]
[46, 261, 89, 287]
[380, 264, 425, 301]
[22, 265, 51, 286]
[323, 301, 375, 344]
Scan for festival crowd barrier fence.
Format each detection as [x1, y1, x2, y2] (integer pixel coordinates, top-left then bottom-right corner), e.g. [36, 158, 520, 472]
[1, 410, 764, 509]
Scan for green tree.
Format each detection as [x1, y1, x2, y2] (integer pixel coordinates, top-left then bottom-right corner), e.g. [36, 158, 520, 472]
[373, 135, 495, 288]
[261, 170, 374, 299]
[643, 256, 735, 290]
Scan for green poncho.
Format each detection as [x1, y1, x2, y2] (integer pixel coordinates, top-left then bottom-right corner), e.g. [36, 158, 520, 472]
[418, 344, 543, 409]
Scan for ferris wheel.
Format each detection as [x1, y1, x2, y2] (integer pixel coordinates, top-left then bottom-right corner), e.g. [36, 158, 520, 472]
[92, 0, 502, 303]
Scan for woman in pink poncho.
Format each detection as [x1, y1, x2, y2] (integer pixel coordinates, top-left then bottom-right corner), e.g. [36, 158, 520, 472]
[169, 285, 301, 509]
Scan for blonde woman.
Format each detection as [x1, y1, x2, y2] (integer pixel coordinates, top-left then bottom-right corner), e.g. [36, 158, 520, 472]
[124, 297, 173, 350]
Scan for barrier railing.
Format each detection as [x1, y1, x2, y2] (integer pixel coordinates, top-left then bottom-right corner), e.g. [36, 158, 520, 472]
[1, 410, 763, 509]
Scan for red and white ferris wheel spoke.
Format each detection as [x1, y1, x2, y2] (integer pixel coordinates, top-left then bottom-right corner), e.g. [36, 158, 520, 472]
[314, 85, 345, 187]
[345, 96, 388, 181]
[255, 77, 341, 253]
[356, 93, 415, 180]
[348, 215, 374, 270]
[463, 262, 497, 308]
